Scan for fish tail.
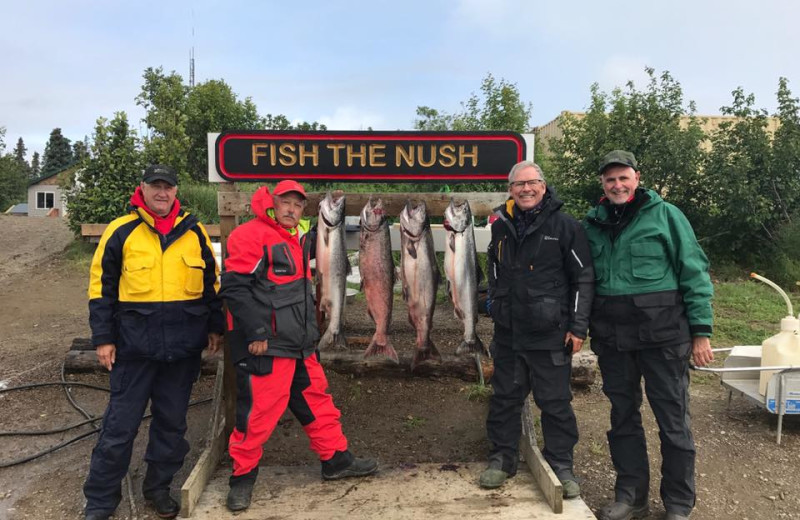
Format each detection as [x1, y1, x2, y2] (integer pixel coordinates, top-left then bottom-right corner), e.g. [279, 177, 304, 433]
[318, 328, 348, 351]
[364, 336, 399, 364]
[456, 335, 488, 356]
[410, 340, 441, 372]
[333, 332, 348, 350]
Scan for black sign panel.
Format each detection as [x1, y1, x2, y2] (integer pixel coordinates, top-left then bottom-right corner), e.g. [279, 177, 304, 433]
[215, 131, 525, 182]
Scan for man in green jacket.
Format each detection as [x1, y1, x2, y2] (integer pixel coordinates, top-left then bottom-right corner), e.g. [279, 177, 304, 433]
[583, 151, 714, 520]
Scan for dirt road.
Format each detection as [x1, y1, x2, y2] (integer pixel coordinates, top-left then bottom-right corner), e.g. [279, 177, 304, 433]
[1, 216, 799, 519]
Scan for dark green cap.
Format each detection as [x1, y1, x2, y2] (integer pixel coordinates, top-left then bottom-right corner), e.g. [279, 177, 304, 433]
[599, 150, 637, 174]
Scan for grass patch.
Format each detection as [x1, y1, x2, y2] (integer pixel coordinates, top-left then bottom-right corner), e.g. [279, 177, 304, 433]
[713, 280, 791, 347]
[64, 239, 96, 272]
[403, 415, 426, 429]
[465, 383, 493, 401]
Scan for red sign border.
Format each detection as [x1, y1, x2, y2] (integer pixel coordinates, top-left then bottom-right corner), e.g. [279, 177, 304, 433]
[214, 130, 525, 182]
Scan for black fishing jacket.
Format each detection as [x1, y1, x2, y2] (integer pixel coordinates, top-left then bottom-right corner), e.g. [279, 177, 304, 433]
[487, 188, 595, 350]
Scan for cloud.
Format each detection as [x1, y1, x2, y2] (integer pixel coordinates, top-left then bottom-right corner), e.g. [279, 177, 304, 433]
[316, 107, 386, 131]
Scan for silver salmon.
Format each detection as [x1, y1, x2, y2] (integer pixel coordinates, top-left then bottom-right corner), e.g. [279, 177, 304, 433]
[316, 192, 349, 350]
[358, 197, 398, 363]
[399, 200, 440, 370]
[444, 198, 487, 356]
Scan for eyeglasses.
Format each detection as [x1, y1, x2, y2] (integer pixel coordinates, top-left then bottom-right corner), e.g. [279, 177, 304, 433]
[509, 179, 544, 189]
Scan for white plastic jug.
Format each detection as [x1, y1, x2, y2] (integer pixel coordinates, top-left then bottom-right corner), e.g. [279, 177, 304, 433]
[759, 315, 800, 395]
[751, 273, 800, 395]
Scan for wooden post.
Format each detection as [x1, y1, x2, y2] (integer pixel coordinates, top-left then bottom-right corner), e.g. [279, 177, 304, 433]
[520, 395, 563, 514]
[218, 182, 238, 439]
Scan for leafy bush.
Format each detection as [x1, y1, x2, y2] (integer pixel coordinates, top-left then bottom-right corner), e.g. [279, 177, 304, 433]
[179, 183, 219, 224]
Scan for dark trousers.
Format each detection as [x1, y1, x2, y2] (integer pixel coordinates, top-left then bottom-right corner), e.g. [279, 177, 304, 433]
[595, 343, 695, 516]
[83, 355, 201, 516]
[486, 343, 578, 480]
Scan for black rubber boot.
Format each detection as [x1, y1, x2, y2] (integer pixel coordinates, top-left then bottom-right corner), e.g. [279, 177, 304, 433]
[321, 450, 379, 480]
[598, 501, 650, 520]
[143, 490, 179, 519]
[227, 468, 258, 512]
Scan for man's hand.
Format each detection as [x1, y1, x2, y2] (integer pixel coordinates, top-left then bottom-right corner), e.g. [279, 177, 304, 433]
[248, 340, 268, 356]
[206, 332, 223, 355]
[564, 332, 584, 355]
[96, 344, 116, 371]
[692, 336, 714, 367]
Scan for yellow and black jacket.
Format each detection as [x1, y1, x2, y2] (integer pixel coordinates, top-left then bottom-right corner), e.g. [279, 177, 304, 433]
[88, 206, 224, 361]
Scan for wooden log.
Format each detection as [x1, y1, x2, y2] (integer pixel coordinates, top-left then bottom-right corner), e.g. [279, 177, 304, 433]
[219, 191, 509, 218]
[64, 349, 222, 374]
[66, 337, 597, 387]
[318, 350, 494, 381]
[521, 395, 563, 514]
[571, 350, 597, 387]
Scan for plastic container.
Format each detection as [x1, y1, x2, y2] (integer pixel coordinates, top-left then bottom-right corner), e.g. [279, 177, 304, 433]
[751, 273, 800, 395]
[759, 315, 800, 395]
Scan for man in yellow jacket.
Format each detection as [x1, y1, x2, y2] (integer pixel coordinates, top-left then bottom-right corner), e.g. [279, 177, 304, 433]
[83, 165, 224, 520]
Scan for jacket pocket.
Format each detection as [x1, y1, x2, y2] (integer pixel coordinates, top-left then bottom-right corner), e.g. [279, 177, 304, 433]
[632, 292, 683, 343]
[182, 304, 210, 352]
[123, 255, 154, 294]
[182, 254, 206, 295]
[630, 240, 667, 281]
[117, 307, 156, 357]
[589, 296, 614, 343]
[490, 287, 512, 330]
[589, 242, 606, 282]
[270, 289, 307, 345]
[525, 293, 563, 333]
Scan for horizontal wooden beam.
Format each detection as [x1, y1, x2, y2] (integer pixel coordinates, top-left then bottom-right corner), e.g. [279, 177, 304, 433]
[218, 191, 509, 218]
[81, 223, 221, 239]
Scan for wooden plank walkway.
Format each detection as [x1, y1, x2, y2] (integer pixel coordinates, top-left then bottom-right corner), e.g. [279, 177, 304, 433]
[189, 463, 596, 520]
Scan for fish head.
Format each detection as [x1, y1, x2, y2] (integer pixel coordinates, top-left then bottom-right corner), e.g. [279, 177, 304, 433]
[360, 197, 386, 231]
[319, 192, 346, 226]
[444, 198, 472, 233]
[400, 199, 428, 237]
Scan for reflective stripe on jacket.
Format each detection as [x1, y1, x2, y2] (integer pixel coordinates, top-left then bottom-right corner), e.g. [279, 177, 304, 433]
[88, 206, 224, 361]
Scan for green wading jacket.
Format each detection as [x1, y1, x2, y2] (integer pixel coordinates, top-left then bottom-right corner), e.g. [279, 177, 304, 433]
[583, 189, 713, 351]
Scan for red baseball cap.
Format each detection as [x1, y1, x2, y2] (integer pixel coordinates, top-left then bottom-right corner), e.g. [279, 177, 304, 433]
[272, 180, 307, 199]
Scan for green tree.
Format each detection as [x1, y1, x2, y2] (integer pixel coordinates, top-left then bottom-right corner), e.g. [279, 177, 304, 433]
[414, 73, 532, 133]
[184, 79, 262, 182]
[30, 151, 41, 178]
[0, 127, 28, 210]
[546, 68, 707, 218]
[136, 67, 190, 178]
[12, 137, 32, 179]
[13, 137, 28, 165]
[72, 136, 90, 164]
[64, 112, 144, 235]
[41, 128, 74, 174]
[412, 73, 532, 193]
[702, 88, 775, 257]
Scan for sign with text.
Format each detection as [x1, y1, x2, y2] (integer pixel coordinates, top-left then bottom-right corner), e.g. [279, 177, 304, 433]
[214, 131, 526, 182]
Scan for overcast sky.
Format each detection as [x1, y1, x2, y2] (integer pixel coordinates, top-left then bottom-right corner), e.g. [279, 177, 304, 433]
[2, 0, 799, 159]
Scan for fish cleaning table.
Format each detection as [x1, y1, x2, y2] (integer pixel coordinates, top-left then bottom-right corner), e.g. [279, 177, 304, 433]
[188, 463, 596, 519]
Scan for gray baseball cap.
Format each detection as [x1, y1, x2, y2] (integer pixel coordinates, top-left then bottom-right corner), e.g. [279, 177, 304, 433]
[599, 150, 638, 174]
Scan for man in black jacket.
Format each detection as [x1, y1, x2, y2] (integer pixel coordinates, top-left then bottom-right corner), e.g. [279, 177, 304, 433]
[480, 161, 594, 498]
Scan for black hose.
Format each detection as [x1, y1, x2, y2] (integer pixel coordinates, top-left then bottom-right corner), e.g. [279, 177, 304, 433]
[0, 369, 212, 468]
[0, 381, 110, 394]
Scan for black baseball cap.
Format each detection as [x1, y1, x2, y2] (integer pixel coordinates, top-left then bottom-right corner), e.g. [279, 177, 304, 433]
[142, 164, 178, 186]
[599, 150, 638, 174]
